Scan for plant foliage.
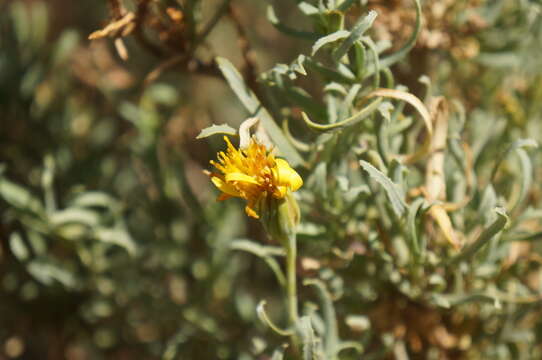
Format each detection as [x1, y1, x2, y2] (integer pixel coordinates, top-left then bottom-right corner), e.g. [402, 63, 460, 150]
[1, 0, 542, 359]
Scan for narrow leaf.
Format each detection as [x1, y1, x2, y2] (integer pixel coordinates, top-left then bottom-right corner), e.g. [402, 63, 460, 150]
[337, 341, 363, 354]
[283, 119, 311, 152]
[50, 208, 101, 228]
[406, 198, 426, 258]
[28, 260, 77, 288]
[368, 88, 432, 163]
[490, 138, 538, 181]
[70, 191, 119, 209]
[304, 279, 338, 359]
[379, 0, 422, 68]
[10, 232, 30, 261]
[305, 58, 356, 83]
[337, 0, 360, 11]
[298, 316, 323, 360]
[216, 57, 304, 166]
[0, 178, 44, 216]
[267, 6, 319, 40]
[302, 98, 382, 133]
[298, 2, 319, 15]
[312, 30, 350, 56]
[333, 10, 377, 62]
[231, 239, 286, 286]
[196, 123, 237, 139]
[429, 204, 460, 249]
[256, 301, 293, 336]
[271, 345, 288, 360]
[360, 160, 406, 217]
[450, 207, 508, 264]
[95, 227, 137, 256]
[512, 148, 533, 211]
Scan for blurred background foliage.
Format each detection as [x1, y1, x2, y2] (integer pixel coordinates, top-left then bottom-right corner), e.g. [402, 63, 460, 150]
[1, 0, 542, 359]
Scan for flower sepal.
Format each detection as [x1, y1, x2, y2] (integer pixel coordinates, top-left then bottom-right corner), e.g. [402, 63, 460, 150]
[257, 191, 300, 245]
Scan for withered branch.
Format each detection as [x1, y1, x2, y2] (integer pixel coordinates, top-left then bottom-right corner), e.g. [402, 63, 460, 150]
[134, 0, 165, 58]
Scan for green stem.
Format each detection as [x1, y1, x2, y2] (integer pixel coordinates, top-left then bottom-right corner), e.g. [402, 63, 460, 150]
[285, 233, 300, 352]
[286, 234, 299, 325]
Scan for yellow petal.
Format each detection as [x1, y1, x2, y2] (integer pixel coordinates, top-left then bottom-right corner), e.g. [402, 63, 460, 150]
[275, 158, 303, 191]
[245, 205, 259, 218]
[225, 172, 260, 185]
[275, 186, 288, 198]
[217, 193, 232, 201]
[211, 176, 241, 197]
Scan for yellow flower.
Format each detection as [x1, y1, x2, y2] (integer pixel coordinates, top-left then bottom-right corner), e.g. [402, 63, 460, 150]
[209, 136, 303, 219]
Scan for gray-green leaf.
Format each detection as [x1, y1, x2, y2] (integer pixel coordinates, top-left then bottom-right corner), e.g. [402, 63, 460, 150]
[359, 160, 406, 217]
[216, 57, 304, 166]
[312, 30, 350, 56]
[196, 123, 237, 139]
[332, 10, 377, 62]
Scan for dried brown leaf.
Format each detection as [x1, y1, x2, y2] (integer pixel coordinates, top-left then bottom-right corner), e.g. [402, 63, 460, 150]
[368, 88, 432, 164]
[424, 97, 461, 249]
[88, 12, 136, 40]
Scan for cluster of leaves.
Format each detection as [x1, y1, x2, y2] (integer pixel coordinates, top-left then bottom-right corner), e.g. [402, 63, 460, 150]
[1, 0, 542, 359]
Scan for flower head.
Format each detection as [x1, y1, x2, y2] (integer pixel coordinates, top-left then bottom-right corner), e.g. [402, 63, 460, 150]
[209, 136, 302, 219]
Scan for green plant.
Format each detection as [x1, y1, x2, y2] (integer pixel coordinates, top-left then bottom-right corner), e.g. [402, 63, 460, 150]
[1, 0, 542, 359]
